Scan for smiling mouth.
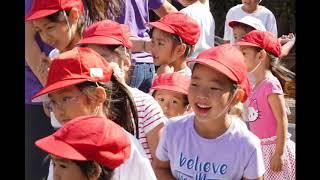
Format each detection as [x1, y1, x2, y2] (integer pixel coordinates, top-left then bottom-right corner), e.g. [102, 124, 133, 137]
[196, 103, 212, 114]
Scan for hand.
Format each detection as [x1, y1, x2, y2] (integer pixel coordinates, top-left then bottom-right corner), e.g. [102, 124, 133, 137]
[279, 33, 296, 45]
[37, 52, 51, 76]
[109, 62, 126, 84]
[270, 152, 284, 172]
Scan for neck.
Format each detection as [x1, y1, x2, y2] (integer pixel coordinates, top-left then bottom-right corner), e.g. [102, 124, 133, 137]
[242, 5, 259, 13]
[252, 68, 270, 87]
[194, 114, 232, 139]
[168, 57, 187, 72]
[60, 33, 81, 52]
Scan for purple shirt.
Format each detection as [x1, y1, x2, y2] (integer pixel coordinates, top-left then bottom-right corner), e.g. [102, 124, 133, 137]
[25, 0, 53, 104]
[117, 0, 164, 63]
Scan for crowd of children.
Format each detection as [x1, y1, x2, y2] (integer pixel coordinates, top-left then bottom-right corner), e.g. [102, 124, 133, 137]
[25, 0, 296, 179]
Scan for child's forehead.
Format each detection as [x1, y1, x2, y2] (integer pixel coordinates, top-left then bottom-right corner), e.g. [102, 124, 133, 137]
[191, 64, 234, 84]
[152, 28, 174, 40]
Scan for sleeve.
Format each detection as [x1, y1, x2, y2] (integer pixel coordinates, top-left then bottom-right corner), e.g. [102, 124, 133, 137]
[142, 95, 167, 134]
[149, 0, 165, 10]
[223, 9, 233, 41]
[264, 79, 283, 96]
[266, 12, 278, 37]
[47, 160, 53, 180]
[156, 123, 170, 161]
[243, 143, 265, 179]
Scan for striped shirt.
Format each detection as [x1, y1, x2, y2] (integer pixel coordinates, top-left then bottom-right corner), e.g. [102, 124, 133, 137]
[129, 87, 167, 161]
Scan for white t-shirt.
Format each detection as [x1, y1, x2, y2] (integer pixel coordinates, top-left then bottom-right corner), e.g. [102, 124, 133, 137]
[156, 113, 265, 179]
[177, 66, 192, 78]
[180, 1, 215, 59]
[47, 130, 156, 180]
[129, 87, 167, 161]
[224, 4, 277, 43]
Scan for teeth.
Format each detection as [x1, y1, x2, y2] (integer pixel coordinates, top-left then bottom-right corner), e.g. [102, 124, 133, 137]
[197, 104, 210, 108]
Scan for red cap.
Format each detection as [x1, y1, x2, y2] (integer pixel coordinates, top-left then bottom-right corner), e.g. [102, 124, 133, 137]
[25, 0, 84, 21]
[147, 12, 200, 45]
[236, 30, 281, 57]
[187, 44, 250, 102]
[78, 20, 133, 48]
[31, 47, 113, 102]
[150, 72, 190, 95]
[35, 115, 131, 169]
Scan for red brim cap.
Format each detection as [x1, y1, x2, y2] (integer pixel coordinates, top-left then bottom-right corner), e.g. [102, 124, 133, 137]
[187, 59, 239, 83]
[150, 85, 188, 95]
[228, 21, 240, 28]
[235, 41, 262, 48]
[35, 135, 87, 161]
[147, 22, 175, 34]
[78, 36, 133, 49]
[25, 9, 59, 21]
[31, 79, 88, 102]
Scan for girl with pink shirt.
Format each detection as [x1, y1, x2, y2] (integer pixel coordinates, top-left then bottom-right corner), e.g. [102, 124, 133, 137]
[237, 30, 295, 180]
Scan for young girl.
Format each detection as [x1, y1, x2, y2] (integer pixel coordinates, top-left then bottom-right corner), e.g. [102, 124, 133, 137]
[154, 44, 265, 179]
[237, 30, 295, 179]
[76, 19, 167, 162]
[31, 47, 157, 179]
[148, 12, 200, 77]
[150, 72, 190, 118]
[35, 115, 156, 180]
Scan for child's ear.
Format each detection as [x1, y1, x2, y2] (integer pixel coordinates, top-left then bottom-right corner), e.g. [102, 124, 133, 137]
[175, 43, 187, 57]
[122, 52, 131, 73]
[232, 88, 245, 105]
[68, 7, 80, 25]
[89, 162, 102, 180]
[94, 86, 107, 104]
[257, 49, 267, 61]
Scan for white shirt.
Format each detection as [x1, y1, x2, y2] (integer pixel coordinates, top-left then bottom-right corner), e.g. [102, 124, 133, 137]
[180, 1, 215, 59]
[224, 4, 277, 43]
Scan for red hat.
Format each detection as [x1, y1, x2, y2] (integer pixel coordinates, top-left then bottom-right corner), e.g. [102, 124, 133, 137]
[31, 47, 113, 102]
[236, 30, 281, 57]
[25, 0, 84, 21]
[147, 12, 200, 45]
[35, 115, 131, 169]
[228, 16, 266, 31]
[78, 20, 133, 48]
[187, 44, 250, 102]
[150, 72, 190, 95]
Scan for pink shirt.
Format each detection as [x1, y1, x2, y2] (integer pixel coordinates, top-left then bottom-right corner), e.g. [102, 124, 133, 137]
[244, 72, 283, 139]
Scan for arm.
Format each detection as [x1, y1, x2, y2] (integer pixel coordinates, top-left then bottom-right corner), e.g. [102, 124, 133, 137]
[267, 93, 287, 172]
[152, 0, 178, 18]
[25, 22, 49, 86]
[146, 123, 164, 166]
[129, 37, 152, 53]
[279, 33, 296, 58]
[153, 157, 175, 180]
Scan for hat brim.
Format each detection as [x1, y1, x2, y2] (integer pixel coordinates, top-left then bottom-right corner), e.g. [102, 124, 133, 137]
[235, 41, 261, 48]
[187, 59, 239, 83]
[35, 135, 87, 161]
[78, 36, 133, 49]
[229, 21, 241, 28]
[31, 79, 89, 102]
[150, 85, 188, 95]
[25, 9, 59, 21]
[146, 22, 175, 34]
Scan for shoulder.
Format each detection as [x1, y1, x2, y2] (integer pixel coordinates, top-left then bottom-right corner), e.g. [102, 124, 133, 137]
[257, 6, 276, 17]
[230, 117, 261, 149]
[260, 74, 283, 94]
[228, 4, 243, 14]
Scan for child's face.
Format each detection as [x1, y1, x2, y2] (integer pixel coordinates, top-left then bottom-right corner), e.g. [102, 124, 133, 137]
[241, 0, 259, 11]
[151, 28, 177, 66]
[33, 18, 74, 51]
[188, 64, 234, 122]
[51, 155, 88, 180]
[154, 89, 188, 118]
[176, 0, 197, 7]
[239, 46, 260, 72]
[233, 26, 247, 42]
[48, 85, 93, 125]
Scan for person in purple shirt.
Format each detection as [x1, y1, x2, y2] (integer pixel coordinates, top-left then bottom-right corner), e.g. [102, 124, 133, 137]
[25, 0, 54, 179]
[82, 0, 177, 93]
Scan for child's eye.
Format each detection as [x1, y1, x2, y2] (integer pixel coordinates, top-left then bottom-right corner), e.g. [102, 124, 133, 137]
[158, 42, 164, 46]
[157, 97, 165, 102]
[47, 26, 55, 30]
[191, 83, 197, 87]
[62, 97, 72, 102]
[210, 87, 220, 91]
[59, 164, 67, 168]
[172, 100, 178, 104]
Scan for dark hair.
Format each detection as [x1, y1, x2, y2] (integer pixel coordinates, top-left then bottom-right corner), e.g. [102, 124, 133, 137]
[76, 75, 139, 138]
[75, 160, 114, 180]
[82, 0, 124, 26]
[46, 10, 85, 36]
[254, 47, 281, 75]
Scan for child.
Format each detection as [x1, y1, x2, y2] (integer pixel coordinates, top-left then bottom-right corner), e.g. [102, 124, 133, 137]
[177, 0, 215, 59]
[35, 115, 157, 180]
[224, 0, 277, 43]
[229, 15, 266, 42]
[148, 12, 200, 77]
[150, 72, 190, 118]
[31, 47, 157, 179]
[237, 30, 295, 179]
[76, 19, 167, 162]
[154, 44, 265, 179]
